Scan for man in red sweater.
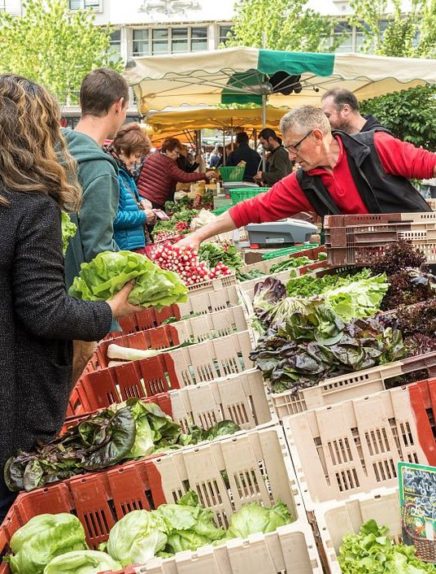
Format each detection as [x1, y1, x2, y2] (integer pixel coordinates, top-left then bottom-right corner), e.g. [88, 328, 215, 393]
[178, 106, 436, 249]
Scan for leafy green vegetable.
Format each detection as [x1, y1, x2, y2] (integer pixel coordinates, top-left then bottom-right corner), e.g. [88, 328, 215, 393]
[226, 501, 292, 539]
[322, 272, 388, 322]
[251, 318, 406, 393]
[252, 277, 286, 322]
[236, 268, 266, 282]
[286, 269, 374, 298]
[269, 255, 314, 274]
[69, 251, 188, 309]
[43, 550, 121, 574]
[339, 520, 436, 574]
[61, 212, 77, 255]
[5, 401, 241, 492]
[125, 399, 182, 459]
[106, 510, 167, 567]
[7, 514, 88, 574]
[5, 408, 136, 492]
[199, 242, 243, 270]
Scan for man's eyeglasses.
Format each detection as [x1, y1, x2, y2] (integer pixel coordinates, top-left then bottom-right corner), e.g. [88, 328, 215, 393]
[284, 130, 313, 153]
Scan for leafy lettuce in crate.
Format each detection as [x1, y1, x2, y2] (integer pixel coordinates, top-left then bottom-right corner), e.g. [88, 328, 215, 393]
[69, 251, 188, 308]
[6, 514, 88, 574]
[43, 550, 121, 574]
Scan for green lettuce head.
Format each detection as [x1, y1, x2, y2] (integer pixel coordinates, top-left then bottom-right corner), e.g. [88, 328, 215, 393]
[43, 550, 121, 573]
[8, 513, 88, 574]
[69, 251, 188, 309]
[227, 501, 293, 539]
[106, 510, 167, 567]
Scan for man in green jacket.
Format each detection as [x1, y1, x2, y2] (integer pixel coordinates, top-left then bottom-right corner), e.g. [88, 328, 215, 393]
[254, 128, 293, 186]
[63, 68, 129, 381]
[63, 68, 129, 288]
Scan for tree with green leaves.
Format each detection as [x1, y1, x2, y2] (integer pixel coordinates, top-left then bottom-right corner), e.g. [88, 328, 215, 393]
[0, 0, 122, 104]
[361, 85, 436, 149]
[224, 0, 338, 52]
[348, 0, 435, 57]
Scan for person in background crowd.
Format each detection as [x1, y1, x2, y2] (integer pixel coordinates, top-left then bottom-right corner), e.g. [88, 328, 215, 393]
[209, 145, 224, 168]
[109, 123, 156, 254]
[321, 88, 385, 134]
[137, 137, 215, 210]
[254, 128, 293, 186]
[131, 130, 152, 182]
[63, 67, 129, 382]
[0, 74, 142, 520]
[177, 144, 200, 173]
[227, 131, 261, 182]
[178, 106, 436, 249]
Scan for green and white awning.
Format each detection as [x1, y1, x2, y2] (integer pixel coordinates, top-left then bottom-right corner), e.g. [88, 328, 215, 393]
[124, 47, 435, 113]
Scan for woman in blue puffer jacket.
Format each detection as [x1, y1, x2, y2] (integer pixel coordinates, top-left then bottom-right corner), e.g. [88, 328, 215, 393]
[110, 124, 155, 253]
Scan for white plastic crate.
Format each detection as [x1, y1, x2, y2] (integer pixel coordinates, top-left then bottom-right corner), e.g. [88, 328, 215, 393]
[314, 488, 401, 574]
[169, 305, 248, 343]
[171, 330, 255, 386]
[136, 425, 323, 573]
[283, 382, 434, 511]
[0, 427, 322, 574]
[96, 306, 250, 370]
[178, 284, 240, 316]
[169, 369, 274, 433]
[271, 351, 436, 418]
[186, 273, 237, 294]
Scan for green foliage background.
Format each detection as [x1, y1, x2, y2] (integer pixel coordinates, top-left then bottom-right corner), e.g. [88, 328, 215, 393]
[0, 0, 122, 104]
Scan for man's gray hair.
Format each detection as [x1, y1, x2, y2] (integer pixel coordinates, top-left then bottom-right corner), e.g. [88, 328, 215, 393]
[280, 106, 331, 136]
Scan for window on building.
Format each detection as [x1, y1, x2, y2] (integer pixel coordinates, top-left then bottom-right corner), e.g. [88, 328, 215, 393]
[0, 0, 6, 11]
[172, 27, 189, 53]
[108, 29, 121, 60]
[219, 25, 233, 46]
[191, 27, 208, 51]
[69, 0, 102, 9]
[333, 21, 353, 52]
[152, 28, 169, 54]
[132, 29, 150, 56]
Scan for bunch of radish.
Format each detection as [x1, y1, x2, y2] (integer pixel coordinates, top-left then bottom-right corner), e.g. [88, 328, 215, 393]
[153, 230, 180, 242]
[151, 244, 232, 286]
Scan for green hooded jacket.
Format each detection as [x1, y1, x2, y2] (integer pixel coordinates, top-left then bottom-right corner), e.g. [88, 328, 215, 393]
[62, 128, 119, 289]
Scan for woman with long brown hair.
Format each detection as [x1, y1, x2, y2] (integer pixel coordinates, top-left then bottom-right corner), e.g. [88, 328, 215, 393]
[0, 74, 141, 519]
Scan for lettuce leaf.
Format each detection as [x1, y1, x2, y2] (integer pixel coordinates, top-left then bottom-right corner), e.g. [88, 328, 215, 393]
[43, 550, 121, 573]
[8, 514, 88, 574]
[69, 251, 188, 309]
[61, 212, 77, 256]
[226, 501, 293, 539]
[339, 520, 435, 574]
[106, 510, 167, 567]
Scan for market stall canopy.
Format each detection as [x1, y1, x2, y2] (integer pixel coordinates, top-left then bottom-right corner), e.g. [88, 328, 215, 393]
[124, 47, 436, 113]
[145, 105, 289, 133]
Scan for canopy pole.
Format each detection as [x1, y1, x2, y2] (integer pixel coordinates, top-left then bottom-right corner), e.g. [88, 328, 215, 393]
[261, 94, 267, 171]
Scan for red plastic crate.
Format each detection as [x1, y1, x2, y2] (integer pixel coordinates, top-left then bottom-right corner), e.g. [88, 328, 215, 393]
[103, 305, 181, 338]
[68, 331, 254, 417]
[325, 212, 436, 265]
[95, 324, 180, 369]
[68, 355, 180, 416]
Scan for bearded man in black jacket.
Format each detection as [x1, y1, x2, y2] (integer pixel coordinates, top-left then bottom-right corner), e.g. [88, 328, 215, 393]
[321, 88, 386, 134]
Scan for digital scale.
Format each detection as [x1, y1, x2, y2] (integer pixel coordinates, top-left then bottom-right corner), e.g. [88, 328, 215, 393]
[246, 219, 318, 247]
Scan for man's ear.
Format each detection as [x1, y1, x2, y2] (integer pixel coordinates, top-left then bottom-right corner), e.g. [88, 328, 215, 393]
[312, 128, 324, 141]
[114, 97, 125, 114]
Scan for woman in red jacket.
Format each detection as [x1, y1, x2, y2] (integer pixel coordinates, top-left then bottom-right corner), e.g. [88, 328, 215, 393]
[137, 137, 215, 210]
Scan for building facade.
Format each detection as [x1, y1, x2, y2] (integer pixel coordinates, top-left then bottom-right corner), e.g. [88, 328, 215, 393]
[0, 0, 414, 59]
